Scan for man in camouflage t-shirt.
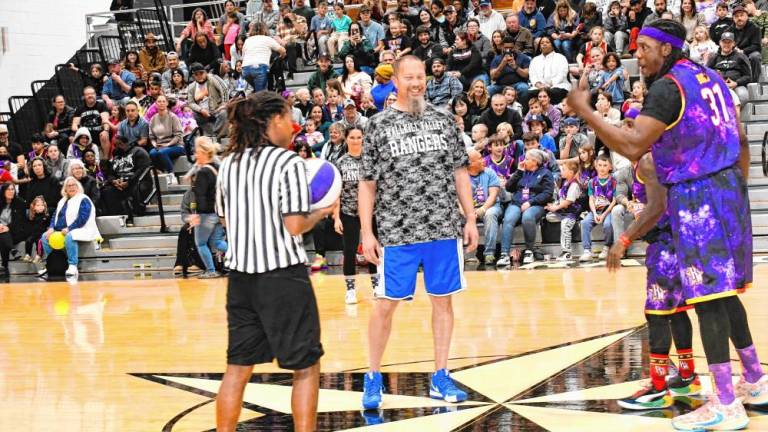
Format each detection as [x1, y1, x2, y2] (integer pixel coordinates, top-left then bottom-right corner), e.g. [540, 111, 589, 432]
[358, 56, 479, 410]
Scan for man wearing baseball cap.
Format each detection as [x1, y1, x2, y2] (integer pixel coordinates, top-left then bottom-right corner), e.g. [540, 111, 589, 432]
[102, 57, 137, 106]
[426, 57, 463, 108]
[707, 31, 753, 104]
[358, 5, 385, 49]
[307, 54, 339, 94]
[340, 98, 368, 129]
[476, 0, 506, 40]
[731, 4, 763, 82]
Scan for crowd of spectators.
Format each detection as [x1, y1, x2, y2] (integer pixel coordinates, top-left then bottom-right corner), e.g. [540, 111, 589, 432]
[0, 0, 767, 276]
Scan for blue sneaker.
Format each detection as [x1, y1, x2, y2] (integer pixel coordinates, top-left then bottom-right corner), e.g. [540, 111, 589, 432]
[430, 369, 468, 403]
[362, 371, 384, 409]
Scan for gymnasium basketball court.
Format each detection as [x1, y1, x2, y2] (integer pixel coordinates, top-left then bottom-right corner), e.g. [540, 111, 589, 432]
[2, 263, 767, 431]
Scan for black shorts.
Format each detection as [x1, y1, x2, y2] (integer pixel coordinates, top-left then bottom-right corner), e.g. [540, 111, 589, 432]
[226, 265, 324, 370]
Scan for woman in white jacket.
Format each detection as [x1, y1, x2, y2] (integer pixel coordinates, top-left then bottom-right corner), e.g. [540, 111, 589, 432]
[38, 176, 101, 278]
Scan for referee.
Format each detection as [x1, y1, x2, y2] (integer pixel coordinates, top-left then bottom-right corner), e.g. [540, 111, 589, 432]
[214, 92, 333, 432]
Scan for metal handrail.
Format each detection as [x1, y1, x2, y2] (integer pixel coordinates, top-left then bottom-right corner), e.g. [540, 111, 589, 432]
[762, 130, 768, 177]
[137, 165, 169, 233]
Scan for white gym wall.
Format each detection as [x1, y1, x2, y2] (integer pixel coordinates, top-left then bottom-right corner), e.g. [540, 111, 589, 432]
[0, 0, 111, 111]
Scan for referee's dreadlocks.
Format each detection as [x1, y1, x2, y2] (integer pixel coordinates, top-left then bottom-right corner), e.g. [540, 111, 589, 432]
[226, 91, 290, 159]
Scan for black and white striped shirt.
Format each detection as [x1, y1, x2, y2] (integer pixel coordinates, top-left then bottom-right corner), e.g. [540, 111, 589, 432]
[216, 146, 310, 274]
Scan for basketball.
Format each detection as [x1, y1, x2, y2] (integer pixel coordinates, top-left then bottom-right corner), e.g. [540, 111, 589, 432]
[304, 158, 341, 210]
[48, 231, 65, 250]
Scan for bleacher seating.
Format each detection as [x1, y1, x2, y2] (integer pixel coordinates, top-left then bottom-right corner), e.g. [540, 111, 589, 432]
[3, 2, 768, 275]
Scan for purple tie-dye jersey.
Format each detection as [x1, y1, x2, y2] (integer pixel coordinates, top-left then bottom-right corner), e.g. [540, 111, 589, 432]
[651, 59, 740, 185]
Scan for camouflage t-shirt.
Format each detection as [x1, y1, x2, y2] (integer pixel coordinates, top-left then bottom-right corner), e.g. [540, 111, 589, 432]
[362, 103, 469, 247]
[335, 152, 363, 216]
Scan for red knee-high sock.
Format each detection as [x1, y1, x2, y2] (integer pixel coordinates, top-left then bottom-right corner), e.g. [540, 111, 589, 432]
[677, 349, 695, 379]
[650, 354, 669, 391]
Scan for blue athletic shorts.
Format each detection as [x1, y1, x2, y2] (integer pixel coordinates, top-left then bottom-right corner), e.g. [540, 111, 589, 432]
[375, 238, 466, 301]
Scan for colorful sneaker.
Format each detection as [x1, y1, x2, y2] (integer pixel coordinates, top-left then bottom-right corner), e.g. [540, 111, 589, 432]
[671, 396, 749, 431]
[430, 369, 467, 403]
[310, 254, 327, 271]
[617, 381, 674, 410]
[362, 371, 384, 409]
[735, 374, 768, 406]
[669, 374, 702, 397]
[484, 255, 495, 266]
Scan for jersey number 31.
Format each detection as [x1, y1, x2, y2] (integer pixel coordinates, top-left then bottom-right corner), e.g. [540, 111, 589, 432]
[700, 84, 730, 127]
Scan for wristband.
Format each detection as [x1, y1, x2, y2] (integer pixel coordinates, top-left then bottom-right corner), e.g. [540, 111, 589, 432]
[619, 234, 632, 248]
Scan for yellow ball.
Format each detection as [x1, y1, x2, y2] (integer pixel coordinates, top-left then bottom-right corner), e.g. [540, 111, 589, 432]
[48, 231, 65, 250]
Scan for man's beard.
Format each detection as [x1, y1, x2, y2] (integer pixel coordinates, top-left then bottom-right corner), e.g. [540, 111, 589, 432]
[407, 95, 426, 115]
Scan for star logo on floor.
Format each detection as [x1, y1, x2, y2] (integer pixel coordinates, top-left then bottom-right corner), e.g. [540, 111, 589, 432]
[130, 326, 768, 431]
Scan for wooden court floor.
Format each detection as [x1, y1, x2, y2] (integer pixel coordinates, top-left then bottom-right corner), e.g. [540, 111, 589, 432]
[1, 265, 768, 431]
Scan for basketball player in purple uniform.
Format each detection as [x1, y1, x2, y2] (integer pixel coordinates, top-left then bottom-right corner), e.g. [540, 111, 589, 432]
[609, 152, 701, 411]
[569, 19, 767, 430]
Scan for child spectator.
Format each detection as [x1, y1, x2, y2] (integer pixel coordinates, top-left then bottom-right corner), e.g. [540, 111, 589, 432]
[484, 134, 515, 204]
[496, 122, 515, 146]
[526, 97, 543, 117]
[471, 123, 490, 154]
[559, 117, 588, 160]
[324, 85, 345, 122]
[360, 93, 379, 118]
[294, 139, 314, 159]
[709, 2, 734, 44]
[83, 149, 106, 185]
[689, 24, 719, 65]
[382, 20, 412, 58]
[593, 91, 622, 128]
[303, 118, 326, 151]
[580, 47, 605, 93]
[545, 159, 582, 262]
[503, 86, 524, 116]
[576, 141, 596, 214]
[27, 134, 48, 162]
[621, 80, 646, 112]
[577, 26, 610, 71]
[222, 12, 241, 61]
[328, 3, 353, 59]
[603, 1, 629, 57]
[332, 126, 378, 304]
[525, 115, 557, 154]
[596, 52, 626, 107]
[20, 196, 50, 263]
[578, 3, 603, 50]
[580, 154, 617, 261]
[68, 128, 101, 162]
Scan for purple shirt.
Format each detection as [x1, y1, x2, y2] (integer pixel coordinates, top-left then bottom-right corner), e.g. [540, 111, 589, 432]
[650, 59, 740, 185]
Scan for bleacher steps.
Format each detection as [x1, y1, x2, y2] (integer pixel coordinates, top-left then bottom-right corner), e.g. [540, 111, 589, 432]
[9, 255, 176, 275]
[108, 235, 178, 249]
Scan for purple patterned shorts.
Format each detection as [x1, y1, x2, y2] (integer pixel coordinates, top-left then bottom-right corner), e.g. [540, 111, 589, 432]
[644, 228, 690, 314]
[667, 167, 753, 304]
